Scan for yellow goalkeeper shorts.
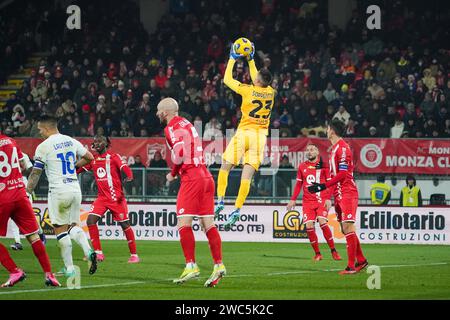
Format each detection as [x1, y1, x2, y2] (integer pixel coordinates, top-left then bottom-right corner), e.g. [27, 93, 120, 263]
[222, 129, 267, 170]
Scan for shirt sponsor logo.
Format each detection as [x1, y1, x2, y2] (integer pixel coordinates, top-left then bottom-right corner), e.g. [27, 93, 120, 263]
[97, 167, 107, 178]
[0, 183, 5, 192]
[306, 174, 316, 185]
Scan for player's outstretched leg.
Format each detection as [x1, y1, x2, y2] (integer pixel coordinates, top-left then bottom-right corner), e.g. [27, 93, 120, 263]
[68, 224, 97, 274]
[25, 233, 60, 286]
[0, 243, 26, 287]
[318, 218, 341, 261]
[305, 222, 322, 261]
[339, 222, 358, 275]
[174, 218, 200, 284]
[354, 236, 368, 272]
[55, 227, 76, 277]
[87, 215, 105, 261]
[215, 162, 233, 218]
[119, 221, 139, 263]
[224, 165, 254, 229]
[202, 220, 226, 287]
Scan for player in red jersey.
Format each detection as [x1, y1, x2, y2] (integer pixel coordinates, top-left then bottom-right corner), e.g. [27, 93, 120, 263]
[0, 133, 60, 287]
[308, 120, 368, 274]
[157, 97, 225, 287]
[287, 144, 341, 261]
[77, 135, 139, 263]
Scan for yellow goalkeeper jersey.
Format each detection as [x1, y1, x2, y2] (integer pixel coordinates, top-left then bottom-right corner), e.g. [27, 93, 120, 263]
[224, 59, 276, 135]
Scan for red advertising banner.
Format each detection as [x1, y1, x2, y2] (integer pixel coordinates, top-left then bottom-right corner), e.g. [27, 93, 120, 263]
[15, 137, 450, 175]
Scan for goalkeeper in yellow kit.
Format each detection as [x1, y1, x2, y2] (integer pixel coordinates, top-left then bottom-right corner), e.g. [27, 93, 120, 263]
[216, 42, 276, 227]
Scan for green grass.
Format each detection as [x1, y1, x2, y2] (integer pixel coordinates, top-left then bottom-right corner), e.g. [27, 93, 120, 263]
[0, 240, 449, 300]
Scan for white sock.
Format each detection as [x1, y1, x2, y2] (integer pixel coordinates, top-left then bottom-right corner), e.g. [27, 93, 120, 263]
[10, 221, 21, 244]
[69, 226, 92, 257]
[57, 233, 74, 271]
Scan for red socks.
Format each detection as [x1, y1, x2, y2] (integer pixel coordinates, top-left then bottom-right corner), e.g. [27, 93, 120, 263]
[320, 223, 336, 251]
[345, 232, 358, 269]
[31, 238, 51, 273]
[306, 228, 320, 254]
[1, 239, 51, 274]
[206, 226, 222, 264]
[88, 224, 102, 252]
[178, 225, 222, 265]
[0, 243, 18, 273]
[355, 234, 366, 264]
[123, 226, 137, 255]
[179, 226, 196, 263]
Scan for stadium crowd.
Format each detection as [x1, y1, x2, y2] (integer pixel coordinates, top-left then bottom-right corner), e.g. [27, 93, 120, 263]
[1, 0, 450, 140]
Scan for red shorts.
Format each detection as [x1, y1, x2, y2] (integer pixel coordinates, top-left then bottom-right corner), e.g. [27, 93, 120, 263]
[89, 197, 129, 222]
[0, 196, 39, 237]
[302, 202, 328, 224]
[335, 198, 358, 223]
[177, 177, 215, 217]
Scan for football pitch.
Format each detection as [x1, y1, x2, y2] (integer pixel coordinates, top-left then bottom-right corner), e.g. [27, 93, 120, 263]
[0, 240, 449, 300]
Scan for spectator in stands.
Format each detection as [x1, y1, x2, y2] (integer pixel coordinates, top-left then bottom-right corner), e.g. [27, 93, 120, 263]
[332, 104, 351, 125]
[377, 118, 390, 138]
[129, 155, 146, 195]
[323, 83, 337, 103]
[147, 151, 167, 195]
[277, 155, 294, 197]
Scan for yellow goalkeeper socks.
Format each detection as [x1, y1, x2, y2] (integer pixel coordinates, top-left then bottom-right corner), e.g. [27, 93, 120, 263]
[235, 179, 251, 209]
[217, 169, 229, 199]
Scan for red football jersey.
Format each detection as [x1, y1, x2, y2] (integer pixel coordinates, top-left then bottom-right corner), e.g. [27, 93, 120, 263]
[293, 159, 331, 204]
[81, 151, 128, 202]
[0, 135, 26, 202]
[328, 138, 359, 201]
[164, 116, 211, 181]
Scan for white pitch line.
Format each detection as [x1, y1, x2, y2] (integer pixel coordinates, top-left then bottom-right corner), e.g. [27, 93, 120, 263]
[374, 262, 448, 268]
[0, 281, 144, 296]
[1, 262, 448, 295]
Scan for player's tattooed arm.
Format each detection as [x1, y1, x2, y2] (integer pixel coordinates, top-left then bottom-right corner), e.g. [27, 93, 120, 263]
[26, 168, 43, 194]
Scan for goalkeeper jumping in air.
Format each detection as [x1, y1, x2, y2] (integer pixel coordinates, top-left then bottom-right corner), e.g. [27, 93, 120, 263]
[215, 41, 276, 227]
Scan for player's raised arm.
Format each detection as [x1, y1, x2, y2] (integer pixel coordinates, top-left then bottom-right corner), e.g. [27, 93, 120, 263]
[224, 45, 245, 93]
[246, 42, 258, 84]
[117, 154, 133, 182]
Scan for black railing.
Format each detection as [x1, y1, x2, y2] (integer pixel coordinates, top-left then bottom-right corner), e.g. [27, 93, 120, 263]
[32, 168, 450, 206]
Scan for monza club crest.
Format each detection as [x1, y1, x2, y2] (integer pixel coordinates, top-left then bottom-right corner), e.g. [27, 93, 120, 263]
[360, 143, 383, 169]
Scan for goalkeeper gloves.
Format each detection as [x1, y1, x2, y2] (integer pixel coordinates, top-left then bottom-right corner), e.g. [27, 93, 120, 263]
[246, 42, 255, 61]
[308, 183, 326, 193]
[229, 44, 244, 60]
